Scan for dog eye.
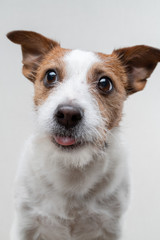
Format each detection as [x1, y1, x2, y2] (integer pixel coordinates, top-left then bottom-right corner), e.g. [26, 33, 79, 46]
[98, 77, 113, 94]
[43, 70, 58, 88]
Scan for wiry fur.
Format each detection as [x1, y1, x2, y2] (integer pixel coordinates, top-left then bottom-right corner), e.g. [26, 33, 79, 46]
[11, 130, 129, 240]
[7, 30, 160, 240]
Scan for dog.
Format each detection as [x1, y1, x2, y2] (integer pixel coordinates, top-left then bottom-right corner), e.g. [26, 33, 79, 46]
[7, 30, 160, 240]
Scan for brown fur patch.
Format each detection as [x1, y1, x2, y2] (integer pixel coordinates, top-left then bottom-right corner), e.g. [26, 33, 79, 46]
[34, 47, 70, 106]
[113, 45, 160, 94]
[87, 52, 127, 131]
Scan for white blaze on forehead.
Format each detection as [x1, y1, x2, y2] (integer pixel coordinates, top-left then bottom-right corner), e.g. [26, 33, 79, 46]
[64, 49, 100, 81]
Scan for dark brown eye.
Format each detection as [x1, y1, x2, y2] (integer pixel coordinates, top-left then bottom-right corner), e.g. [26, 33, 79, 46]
[43, 70, 58, 88]
[98, 77, 113, 94]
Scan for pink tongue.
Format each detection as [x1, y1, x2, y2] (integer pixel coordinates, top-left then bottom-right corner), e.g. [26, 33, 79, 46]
[54, 136, 76, 146]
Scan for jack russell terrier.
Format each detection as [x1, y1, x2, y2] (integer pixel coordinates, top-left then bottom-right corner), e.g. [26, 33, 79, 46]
[7, 30, 160, 240]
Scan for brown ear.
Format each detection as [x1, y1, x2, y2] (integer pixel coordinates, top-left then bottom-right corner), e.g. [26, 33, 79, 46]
[113, 45, 160, 94]
[7, 30, 60, 82]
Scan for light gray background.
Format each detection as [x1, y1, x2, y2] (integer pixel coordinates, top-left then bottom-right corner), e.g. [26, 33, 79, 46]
[0, 0, 160, 239]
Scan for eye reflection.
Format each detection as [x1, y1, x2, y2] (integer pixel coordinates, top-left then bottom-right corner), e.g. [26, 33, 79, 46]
[43, 70, 58, 88]
[98, 77, 113, 93]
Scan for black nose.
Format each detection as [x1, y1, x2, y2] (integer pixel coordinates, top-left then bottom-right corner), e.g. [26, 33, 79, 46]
[55, 104, 84, 128]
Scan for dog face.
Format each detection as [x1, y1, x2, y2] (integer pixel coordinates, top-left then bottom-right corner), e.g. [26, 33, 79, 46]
[34, 49, 126, 151]
[7, 31, 160, 162]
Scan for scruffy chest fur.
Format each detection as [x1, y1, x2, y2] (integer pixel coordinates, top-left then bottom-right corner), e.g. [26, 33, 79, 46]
[7, 30, 160, 240]
[15, 133, 128, 240]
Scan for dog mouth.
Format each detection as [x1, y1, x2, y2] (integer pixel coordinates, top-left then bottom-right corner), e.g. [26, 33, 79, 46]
[52, 134, 85, 150]
[54, 135, 76, 146]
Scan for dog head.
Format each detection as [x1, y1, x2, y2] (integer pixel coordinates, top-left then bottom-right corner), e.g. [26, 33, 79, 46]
[7, 31, 160, 166]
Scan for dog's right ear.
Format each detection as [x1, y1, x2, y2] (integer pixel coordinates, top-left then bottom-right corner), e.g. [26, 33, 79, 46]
[7, 30, 60, 82]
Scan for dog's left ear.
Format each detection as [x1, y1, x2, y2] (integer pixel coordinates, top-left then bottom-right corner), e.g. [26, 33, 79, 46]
[7, 30, 60, 82]
[113, 45, 160, 94]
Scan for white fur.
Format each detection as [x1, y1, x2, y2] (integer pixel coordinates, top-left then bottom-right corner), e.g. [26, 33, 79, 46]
[11, 50, 129, 240]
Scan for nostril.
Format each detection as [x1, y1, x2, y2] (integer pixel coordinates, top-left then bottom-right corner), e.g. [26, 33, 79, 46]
[72, 113, 82, 122]
[56, 111, 64, 119]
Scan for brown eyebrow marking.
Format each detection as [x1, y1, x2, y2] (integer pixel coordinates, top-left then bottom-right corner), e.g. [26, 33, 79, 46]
[34, 47, 70, 106]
